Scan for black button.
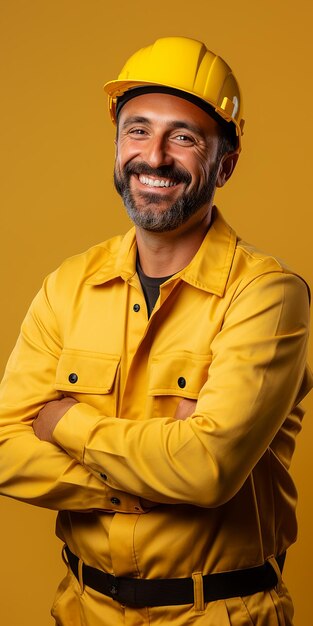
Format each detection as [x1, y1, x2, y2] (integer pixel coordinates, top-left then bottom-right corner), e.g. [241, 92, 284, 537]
[110, 584, 118, 596]
[68, 372, 78, 384]
[111, 497, 121, 505]
[133, 303, 140, 312]
[178, 377, 186, 389]
[100, 473, 107, 480]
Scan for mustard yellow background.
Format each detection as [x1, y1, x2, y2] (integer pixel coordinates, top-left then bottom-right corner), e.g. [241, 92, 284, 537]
[1, 1, 312, 624]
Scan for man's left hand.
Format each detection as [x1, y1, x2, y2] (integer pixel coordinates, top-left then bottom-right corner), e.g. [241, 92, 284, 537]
[32, 397, 77, 442]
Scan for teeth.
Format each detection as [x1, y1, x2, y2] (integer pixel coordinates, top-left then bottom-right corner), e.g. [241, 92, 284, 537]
[139, 175, 176, 188]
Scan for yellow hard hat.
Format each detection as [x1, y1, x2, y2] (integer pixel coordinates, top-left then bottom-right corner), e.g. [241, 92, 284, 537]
[104, 36, 245, 150]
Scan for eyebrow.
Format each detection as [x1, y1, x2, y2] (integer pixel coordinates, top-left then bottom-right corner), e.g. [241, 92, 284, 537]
[121, 116, 151, 128]
[121, 115, 207, 139]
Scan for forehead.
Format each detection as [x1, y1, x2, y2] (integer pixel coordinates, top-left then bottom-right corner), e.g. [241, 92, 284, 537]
[118, 92, 220, 135]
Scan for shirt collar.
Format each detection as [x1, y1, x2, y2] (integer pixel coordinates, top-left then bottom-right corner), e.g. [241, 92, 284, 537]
[86, 207, 237, 297]
[178, 207, 237, 296]
[86, 228, 138, 286]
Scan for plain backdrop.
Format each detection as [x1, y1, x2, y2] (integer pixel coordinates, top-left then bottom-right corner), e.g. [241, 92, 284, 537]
[1, 1, 312, 624]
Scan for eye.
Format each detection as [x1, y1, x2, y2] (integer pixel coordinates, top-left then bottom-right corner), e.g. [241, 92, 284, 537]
[128, 128, 148, 138]
[172, 133, 196, 146]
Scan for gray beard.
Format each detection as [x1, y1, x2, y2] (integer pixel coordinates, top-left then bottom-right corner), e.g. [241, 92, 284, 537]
[114, 161, 220, 233]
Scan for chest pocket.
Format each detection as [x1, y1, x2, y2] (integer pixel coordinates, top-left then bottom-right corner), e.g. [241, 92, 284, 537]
[148, 352, 212, 418]
[55, 349, 120, 414]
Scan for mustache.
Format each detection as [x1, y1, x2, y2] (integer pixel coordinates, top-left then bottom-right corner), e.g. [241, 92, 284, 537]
[122, 161, 192, 185]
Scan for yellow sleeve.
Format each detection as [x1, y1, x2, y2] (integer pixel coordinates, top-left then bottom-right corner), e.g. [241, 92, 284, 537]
[53, 271, 312, 507]
[0, 276, 142, 513]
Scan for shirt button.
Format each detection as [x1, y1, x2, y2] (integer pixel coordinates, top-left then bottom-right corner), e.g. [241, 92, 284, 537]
[100, 473, 107, 480]
[133, 303, 140, 312]
[111, 497, 121, 505]
[68, 372, 78, 384]
[178, 377, 186, 389]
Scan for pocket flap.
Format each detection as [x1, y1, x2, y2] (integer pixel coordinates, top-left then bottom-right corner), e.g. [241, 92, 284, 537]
[55, 349, 120, 394]
[148, 352, 212, 398]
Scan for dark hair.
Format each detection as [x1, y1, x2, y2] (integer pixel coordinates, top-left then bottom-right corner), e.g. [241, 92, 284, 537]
[217, 129, 237, 158]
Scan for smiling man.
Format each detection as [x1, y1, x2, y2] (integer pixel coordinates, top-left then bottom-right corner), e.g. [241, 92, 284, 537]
[0, 37, 312, 626]
[113, 92, 233, 235]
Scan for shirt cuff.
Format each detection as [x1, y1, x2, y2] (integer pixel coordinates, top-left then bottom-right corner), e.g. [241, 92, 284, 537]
[53, 402, 146, 514]
[53, 402, 103, 463]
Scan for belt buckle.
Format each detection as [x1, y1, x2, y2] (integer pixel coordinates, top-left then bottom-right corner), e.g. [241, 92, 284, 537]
[109, 576, 140, 607]
[109, 577, 119, 600]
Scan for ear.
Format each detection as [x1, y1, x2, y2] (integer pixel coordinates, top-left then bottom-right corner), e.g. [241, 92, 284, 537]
[216, 151, 239, 188]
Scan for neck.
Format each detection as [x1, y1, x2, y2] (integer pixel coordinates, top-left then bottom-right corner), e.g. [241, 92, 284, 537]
[135, 205, 214, 277]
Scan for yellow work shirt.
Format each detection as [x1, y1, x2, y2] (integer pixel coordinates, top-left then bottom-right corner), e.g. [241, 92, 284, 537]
[0, 208, 312, 621]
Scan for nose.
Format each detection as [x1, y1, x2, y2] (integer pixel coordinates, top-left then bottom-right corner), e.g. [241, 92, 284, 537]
[143, 134, 173, 168]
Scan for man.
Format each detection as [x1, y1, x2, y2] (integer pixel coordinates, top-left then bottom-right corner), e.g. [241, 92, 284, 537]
[0, 36, 311, 626]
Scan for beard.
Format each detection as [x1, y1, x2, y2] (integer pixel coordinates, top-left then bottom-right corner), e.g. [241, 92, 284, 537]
[114, 159, 220, 233]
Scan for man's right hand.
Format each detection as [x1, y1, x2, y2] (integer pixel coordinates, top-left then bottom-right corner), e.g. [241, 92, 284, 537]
[174, 398, 197, 421]
[33, 397, 77, 442]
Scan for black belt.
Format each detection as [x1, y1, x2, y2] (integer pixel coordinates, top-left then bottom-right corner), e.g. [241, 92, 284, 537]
[65, 546, 285, 608]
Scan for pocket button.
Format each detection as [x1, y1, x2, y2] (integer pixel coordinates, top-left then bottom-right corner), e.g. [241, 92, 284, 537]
[68, 372, 78, 384]
[111, 497, 121, 505]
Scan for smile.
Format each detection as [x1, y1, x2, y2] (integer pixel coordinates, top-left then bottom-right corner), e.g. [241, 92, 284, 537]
[138, 175, 177, 188]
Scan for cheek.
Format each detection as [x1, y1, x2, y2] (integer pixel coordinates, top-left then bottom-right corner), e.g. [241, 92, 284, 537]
[114, 157, 122, 178]
[115, 150, 134, 176]
[117, 138, 142, 164]
[182, 151, 213, 186]
[200, 155, 220, 185]
[192, 160, 211, 186]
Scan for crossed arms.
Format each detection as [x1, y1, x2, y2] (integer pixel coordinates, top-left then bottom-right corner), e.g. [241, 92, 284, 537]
[0, 267, 311, 511]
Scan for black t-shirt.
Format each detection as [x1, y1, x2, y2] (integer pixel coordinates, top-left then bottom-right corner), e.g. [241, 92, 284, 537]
[136, 258, 173, 317]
